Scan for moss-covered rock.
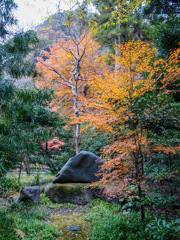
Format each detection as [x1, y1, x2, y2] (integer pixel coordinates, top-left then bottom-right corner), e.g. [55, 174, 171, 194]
[45, 183, 93, 205]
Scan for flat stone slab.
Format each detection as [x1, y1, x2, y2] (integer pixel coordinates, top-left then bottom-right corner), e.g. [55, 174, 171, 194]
[53, 151, 103, 183]
[68, 226, 81, 232]
[45, 183, 93, 205]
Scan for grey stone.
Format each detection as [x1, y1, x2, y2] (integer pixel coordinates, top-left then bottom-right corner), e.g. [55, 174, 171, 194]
[45, 183, 93, 205]
[18, 186, 40, 202]
[68, 226, 81, 232]
[53, 151, 103, 183]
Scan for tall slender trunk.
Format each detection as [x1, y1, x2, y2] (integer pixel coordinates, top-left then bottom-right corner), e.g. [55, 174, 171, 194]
[73, 94, 81, 155]
[168, 153, 173, 196]
[44, 141, 57, 172]
[138, 184, 145, 221]
[135, 157, 145, 221]
[115, 21, 120, 72]
[132, 130, 145, 221]
[75, 122, 81, 154]
[23, 153, 30, 175]
[73, 51, 81, 155]
[18, 160, 23, 184]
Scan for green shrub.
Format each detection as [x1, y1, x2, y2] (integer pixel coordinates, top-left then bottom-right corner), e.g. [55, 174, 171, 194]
[18, 171, 55, 187]
[0, 210, 18, 240]
[13, 216, 59, 240]
[81, 127, 112, 155]
[145, 217, 180, 240]
[40, 192, 52, 205]
[86, 199, 180, 240]
[51, 152, 72, 170]
[86, 200, 149, 240]
[7, 201, 59, 240]
[31, 164, 41, 186]
[0, 176, 21, 196]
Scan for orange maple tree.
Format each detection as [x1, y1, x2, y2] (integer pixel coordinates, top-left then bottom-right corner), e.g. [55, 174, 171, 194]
[80, 40, 180, 220]
[36, 30, 102, 154]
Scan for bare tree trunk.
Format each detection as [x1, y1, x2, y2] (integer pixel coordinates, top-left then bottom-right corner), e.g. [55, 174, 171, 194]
[43, 141, 57, 172]
[73, 94, 81, 155]
[75, 123, 81, 154]
[138, 184, 145, 221]
[18, 160, 23, 184]
[133, 137, 145, 221]
[115, 21, 120, 71]
[73, 40, 83, 155]
[135, 157, 145, 221]
[23, 153, 30, 175]
[45, 154, 57, 172]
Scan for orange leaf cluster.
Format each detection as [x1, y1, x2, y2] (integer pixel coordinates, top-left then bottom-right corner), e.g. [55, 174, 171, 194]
[35, 31, 102, 116]
[153, 146, 180, 155]
[80, 40, 180, 197]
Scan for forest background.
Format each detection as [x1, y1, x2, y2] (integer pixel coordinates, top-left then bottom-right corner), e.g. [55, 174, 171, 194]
[0, 0, 179, 239]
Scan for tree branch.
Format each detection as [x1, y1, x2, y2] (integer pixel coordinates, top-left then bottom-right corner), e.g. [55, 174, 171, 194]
[37, 58, 70, 86]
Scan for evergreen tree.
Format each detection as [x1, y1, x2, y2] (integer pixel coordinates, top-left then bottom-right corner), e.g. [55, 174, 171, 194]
[0, 0, 60, 176]
[143, 0, 180, 21]
[0, 0, 38, 78]
[1, 30, 38, 78]
[0, 82, 61, 176]
[88, 0, 154, 53]
[143, 0, 180, 56]
[0, 0, 17, 40]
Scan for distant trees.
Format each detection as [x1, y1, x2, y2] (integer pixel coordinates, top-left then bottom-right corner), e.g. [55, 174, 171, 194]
[143, 0, 180, 57]
[89, 0, 154, 51]
[88, 0, 150, 70]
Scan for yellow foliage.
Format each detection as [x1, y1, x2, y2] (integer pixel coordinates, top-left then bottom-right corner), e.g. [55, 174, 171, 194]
[80, 40, 180, 197]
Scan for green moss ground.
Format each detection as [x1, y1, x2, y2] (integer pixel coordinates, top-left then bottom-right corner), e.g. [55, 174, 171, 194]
[40, 191, 92, 239]
[50, 212, 91, 240]
[0, 175, 93, 240]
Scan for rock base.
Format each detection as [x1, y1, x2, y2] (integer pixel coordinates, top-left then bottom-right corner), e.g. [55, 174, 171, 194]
[45, 183, 93, 205]
[18, 186, 40, 203]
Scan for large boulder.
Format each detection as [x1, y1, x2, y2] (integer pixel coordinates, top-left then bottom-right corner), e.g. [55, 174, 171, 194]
[53, 151, 103, 183]
[18, 186, 40, 202]
[45, 183, 93, 205]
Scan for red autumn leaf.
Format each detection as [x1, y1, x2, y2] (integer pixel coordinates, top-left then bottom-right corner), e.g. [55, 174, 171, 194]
[162, 181, 168, 185]
[41, 137, 65, 151]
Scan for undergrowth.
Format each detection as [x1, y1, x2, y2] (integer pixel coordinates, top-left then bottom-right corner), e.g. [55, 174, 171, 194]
[0, 201, 59, 240]
[86, 199, 180, 240]
[1, 173, 179, 240]
[0, 176, 21, 196]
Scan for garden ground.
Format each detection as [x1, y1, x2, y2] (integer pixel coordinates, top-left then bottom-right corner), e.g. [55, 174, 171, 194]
[0, 171, 179, 240]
